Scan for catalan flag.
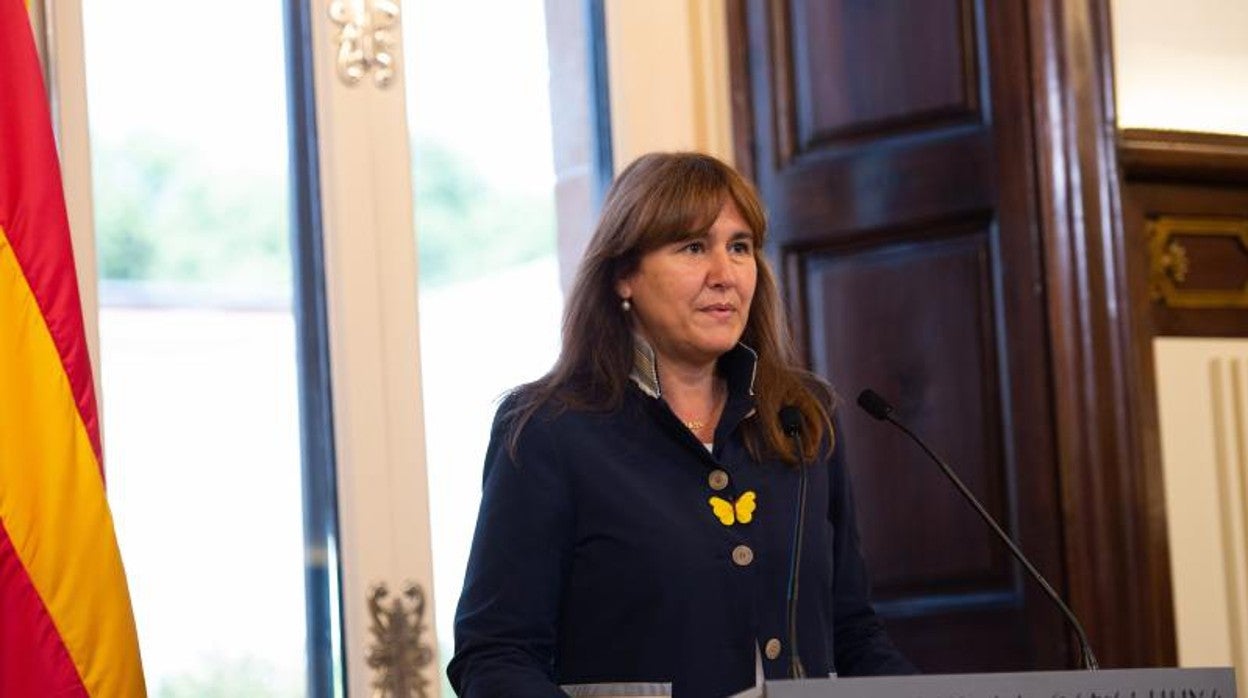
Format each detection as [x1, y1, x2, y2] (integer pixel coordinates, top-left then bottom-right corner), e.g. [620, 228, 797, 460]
[0, 1, 146, 695]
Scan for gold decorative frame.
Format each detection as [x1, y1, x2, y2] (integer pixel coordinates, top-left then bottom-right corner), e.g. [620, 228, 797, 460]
[1148, 216, 1248, 309]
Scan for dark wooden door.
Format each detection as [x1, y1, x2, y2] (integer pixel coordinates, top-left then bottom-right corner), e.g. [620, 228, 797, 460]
[732, 0, 1068, 671]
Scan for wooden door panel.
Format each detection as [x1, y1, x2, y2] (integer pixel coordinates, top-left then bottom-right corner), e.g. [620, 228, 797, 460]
[737, 0, 1068, 671]
[805, 226, 1008, 595]
[886, 607, 1041, 672]
[789, 0, 981, 148]
[767, 131, 994, 240]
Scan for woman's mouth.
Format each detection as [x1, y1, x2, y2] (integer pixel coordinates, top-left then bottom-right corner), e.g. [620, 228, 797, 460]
[701, 303, 736, 319]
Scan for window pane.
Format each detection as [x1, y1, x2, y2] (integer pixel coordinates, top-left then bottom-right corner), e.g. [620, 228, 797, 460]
[404, 1, 562, 693]
[82, 1, 308, 695]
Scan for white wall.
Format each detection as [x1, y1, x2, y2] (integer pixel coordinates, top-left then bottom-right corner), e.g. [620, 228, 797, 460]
[1112, 0, 1248, 136]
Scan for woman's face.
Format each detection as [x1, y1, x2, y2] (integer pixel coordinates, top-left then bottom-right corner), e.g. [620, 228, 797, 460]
[616, 200, 758, 372]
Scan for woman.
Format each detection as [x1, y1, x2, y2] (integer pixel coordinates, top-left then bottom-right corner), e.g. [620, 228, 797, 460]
[448, 152, 912, 697]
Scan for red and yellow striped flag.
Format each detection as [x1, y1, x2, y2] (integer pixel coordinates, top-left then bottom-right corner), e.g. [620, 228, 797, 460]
[0, 1, 146, 695]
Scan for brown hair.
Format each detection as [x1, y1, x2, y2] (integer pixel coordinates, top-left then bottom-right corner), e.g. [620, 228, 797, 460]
[505, 151, 832, 464]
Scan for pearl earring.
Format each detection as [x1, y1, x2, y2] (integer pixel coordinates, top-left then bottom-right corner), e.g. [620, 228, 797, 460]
[621, 298, 631, 312]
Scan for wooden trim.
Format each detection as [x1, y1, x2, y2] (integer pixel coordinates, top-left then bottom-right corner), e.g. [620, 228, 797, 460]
[1027, 0, 1176, 668]
[766, 0, 795, 169]
[1121, 129, 1248, 184]
[726, 0, 755, 184]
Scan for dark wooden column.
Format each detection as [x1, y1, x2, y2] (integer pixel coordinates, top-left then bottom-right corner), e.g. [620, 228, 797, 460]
[1025, 0, 1175, 668]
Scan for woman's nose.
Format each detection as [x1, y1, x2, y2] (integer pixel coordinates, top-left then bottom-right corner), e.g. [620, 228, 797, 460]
[706, 248, 734, 288]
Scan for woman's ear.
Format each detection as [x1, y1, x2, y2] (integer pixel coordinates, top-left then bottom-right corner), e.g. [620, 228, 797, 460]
[614, 276, 632, 301]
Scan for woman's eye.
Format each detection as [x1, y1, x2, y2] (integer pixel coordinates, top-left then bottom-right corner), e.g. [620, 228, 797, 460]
[730, 241, 752, 254]
[683, 241, 705, 254]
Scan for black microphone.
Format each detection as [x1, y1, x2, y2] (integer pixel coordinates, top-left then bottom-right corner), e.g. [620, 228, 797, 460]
[778, 405, 808, 679]
[856, 389, 1100, 671]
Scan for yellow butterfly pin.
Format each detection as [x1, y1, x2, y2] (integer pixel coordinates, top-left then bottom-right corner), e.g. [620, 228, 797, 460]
[708, 490, 757, 526]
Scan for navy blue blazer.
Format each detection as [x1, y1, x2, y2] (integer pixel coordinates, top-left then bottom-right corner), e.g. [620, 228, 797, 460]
[448, 346, 913, 697]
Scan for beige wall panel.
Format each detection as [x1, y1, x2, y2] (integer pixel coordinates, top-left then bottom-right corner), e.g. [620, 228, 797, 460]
[1156, 338, 1248, 696]
[605, 0, 733, 170]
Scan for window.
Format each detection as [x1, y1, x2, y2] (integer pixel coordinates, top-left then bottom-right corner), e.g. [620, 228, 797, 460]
[83, 1, 314, 694]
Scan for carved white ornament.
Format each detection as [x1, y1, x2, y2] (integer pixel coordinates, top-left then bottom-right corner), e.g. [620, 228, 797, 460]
[329, 0, 400, 88]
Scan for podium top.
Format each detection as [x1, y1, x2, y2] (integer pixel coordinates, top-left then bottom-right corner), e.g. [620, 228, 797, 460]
[732, 667, 1236, 698]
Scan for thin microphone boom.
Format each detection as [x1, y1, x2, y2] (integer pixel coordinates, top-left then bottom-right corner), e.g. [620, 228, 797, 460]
[856, 389, 1099, 671]
[779, 406, 808, 680]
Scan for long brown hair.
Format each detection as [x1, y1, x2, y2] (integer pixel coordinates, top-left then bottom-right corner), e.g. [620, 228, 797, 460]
[505, 152, 832, 464]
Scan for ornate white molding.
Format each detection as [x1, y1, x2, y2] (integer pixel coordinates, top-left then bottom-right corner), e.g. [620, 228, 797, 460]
[366, 581, 434, 697]
[329, 0, 399, 88]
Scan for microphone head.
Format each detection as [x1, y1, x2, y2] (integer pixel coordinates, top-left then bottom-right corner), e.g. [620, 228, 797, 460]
[856, 389, 894, 421]
[778, 405, 803, 436]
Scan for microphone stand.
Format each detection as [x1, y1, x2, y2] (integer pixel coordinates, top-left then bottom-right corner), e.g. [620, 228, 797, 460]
[780, 407, 808, 679]
[857, 390, 1099, 671]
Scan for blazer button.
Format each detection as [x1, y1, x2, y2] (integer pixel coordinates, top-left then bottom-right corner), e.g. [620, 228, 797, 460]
[764, 638, 782, 660]
[731, 544, 754, 566]
[708, 469, 729, 491]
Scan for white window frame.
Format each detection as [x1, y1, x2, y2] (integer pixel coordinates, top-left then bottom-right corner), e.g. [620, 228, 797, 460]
[47, 0, 732, 693]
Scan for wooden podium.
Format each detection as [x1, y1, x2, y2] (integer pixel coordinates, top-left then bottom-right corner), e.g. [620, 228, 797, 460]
[729, 667, 1236, 697]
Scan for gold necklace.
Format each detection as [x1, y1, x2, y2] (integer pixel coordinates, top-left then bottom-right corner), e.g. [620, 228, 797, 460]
[681, 381, 724, 433]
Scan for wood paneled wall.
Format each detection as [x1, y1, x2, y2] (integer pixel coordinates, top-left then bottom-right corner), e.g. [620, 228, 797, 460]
[1121, 129, 1248, 338]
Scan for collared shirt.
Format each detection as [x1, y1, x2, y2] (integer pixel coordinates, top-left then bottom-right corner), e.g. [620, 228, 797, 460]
[448, 343, 913, 697]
